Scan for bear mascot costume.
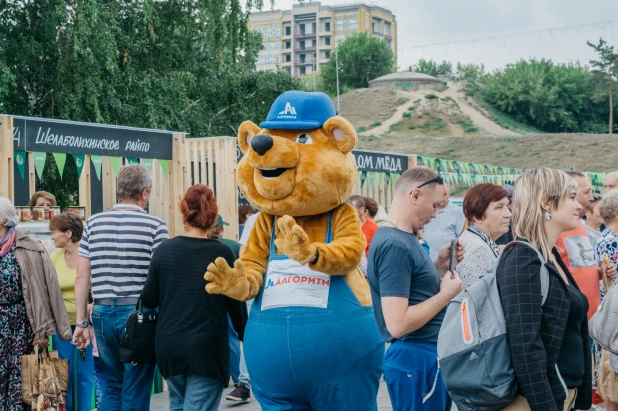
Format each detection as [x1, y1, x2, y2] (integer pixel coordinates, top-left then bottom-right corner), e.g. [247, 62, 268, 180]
[205, 90, 385, 410]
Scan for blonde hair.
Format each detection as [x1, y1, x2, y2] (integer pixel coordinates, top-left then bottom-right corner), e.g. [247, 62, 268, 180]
[512, 168, 578, 260]
[28, 191, 57, 210]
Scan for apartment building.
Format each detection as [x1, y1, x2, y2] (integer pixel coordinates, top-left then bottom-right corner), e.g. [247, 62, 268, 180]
[249, 1, 397, 78]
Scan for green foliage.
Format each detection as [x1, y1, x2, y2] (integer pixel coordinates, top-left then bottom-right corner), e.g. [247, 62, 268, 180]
[433, 118, 445, 131]
[408, 105, 416, 111]
[456, 118, 479, 133]
[408, 59, 452, 77]
[402, 112, 411, 118]
[483, 58, 610, 132]
[370, 120, 382, 128]
[436, 85, 449, 93]
[357, 126, 367, 132]
[408, 125, 415, 129]
[321, 32, 394, 93]
[425, 94, 438, 100]
[398, 97, 410, 105]
[587, 38, 618, 132]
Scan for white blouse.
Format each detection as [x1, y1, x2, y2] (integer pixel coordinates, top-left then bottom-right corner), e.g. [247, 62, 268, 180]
[457, 229, 500, 288]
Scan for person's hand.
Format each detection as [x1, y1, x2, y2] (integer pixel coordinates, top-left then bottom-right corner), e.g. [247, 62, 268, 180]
[436, 239, 466, 267]
[205, 258, 251, 300]
[607, 263, 618, 279]
[73, 326, 92, 349]
[440, 269, 463, 300]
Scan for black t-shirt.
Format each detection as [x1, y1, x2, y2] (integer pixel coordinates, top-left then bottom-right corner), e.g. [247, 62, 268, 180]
[557, 284, 588, 388]
[140, 236, 247, 383]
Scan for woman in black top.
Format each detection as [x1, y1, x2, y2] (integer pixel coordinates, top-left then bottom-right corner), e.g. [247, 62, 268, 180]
[141, 184, 247, 411]
[497, 169, 591, 411]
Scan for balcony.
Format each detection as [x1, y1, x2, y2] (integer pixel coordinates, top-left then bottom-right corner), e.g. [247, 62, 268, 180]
[294, 57, 316, 66]
[295, 45, 316, 53]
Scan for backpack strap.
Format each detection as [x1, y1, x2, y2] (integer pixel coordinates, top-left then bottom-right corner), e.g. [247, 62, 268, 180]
[503, 241, 550, 306]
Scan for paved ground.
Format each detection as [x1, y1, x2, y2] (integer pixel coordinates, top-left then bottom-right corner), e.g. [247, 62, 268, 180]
[150, 378, 393, 410]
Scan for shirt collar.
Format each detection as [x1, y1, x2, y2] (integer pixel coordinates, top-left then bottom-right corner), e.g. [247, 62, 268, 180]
[112, 204, 145, 212]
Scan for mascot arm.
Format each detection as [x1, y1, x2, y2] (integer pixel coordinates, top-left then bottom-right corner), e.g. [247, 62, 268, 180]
[312, 203, 365, 275]
[205, 213, 272, 300]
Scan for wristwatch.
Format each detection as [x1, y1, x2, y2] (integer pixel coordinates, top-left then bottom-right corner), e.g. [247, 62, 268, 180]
[75, 320, 89, 328]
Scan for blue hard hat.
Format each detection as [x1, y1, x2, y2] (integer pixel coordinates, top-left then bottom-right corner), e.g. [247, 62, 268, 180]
[260, 91, 336, 130]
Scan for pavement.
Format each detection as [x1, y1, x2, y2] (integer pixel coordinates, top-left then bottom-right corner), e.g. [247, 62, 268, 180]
[150, 378, 393, 410]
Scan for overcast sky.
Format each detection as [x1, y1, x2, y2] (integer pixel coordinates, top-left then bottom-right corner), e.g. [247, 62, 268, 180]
[266, 0, 618, 71]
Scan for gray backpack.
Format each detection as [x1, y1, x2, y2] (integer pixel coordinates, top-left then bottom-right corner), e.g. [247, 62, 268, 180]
[437, 241, 549, 411]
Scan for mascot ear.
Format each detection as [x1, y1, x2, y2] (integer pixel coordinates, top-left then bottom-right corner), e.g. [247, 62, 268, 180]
[238, 121, 261, 154]
[322, 117, 357, 154]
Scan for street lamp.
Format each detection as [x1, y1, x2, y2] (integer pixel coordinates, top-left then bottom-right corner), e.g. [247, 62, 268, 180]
[335, 45, 341, 114]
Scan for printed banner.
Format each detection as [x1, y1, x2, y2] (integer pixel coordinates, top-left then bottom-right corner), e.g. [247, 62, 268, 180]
[33, 152, 46, 179]
[14, 150, 26, 180]
[52, 153, 67, 179]
[91, 155, 103, 181]
[73, 154, 85, 178]
[361, 171, 367, 188]
[109, 156, 122, 177]
[126, 157, 139, 164]
[142, 158, 153, 171]
[158, 159, 169, 180]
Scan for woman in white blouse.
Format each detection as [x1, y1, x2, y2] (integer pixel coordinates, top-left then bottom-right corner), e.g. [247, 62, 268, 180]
[458, 183, 512, 288]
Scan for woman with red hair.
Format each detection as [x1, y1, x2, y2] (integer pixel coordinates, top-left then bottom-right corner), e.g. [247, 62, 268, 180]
[141, 184, 247, 411]
[457, 183, 511, 288]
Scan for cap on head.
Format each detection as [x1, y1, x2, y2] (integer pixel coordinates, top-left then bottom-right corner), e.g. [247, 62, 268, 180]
[216, 215, 229, 227]
[260, 91, 337, 130]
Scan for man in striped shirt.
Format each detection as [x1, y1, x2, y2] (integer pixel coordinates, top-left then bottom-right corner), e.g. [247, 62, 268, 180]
[73, 164, 168, 411]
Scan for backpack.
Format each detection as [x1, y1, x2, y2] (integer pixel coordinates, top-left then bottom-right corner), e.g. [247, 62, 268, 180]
[437, 241, 549, 411]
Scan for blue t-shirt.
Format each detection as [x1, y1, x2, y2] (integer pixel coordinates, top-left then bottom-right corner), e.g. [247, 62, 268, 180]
[368, 226, 445, 344]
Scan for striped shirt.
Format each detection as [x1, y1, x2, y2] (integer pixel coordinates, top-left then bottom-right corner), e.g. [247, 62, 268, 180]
[79, 204, 169, 298]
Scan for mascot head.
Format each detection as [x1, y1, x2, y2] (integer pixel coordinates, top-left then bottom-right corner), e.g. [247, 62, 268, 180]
[237, 91, 358, 217]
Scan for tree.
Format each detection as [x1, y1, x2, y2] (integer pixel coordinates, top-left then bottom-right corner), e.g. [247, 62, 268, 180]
[321, 32, 394, 94]
[407, 59, 452, 78]
[588, 38, 618, 134]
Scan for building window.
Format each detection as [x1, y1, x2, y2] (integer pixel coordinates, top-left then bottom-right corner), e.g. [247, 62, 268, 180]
[265, 28, 271, 38]
[275, 42, 280, 50]
[336, 20, 343, 31]
[265, 43, 271, 51]
[275, 27, 280, 37]
[324, 36, 331, 46]
[285, 40, 291, 49]
[325, 50, 331, 59]
[285, 54, 291, 62]
[265, 56, 271, 64]
[275, 55, 280, 63]
[349, 19, 357, 30]
[285, 26, 291, 36]
[325, 22, 331, 32]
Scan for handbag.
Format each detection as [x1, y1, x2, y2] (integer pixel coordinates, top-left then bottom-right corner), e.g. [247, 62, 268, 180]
[590, 278, 618, 354]
[118, 298, 158, 364]
[22, 346, 68, 409]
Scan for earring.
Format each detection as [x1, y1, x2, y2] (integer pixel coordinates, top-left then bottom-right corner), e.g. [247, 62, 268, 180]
[545, 209, 552, 220]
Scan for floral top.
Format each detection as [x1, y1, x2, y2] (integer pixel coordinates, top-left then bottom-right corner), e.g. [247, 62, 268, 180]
[457, 226, 500, 288]
[594, 228, 618, 268]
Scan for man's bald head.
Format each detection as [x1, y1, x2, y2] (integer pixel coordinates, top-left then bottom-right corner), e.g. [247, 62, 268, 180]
[605, 171, 618, 193]
[394, 166, 441, 196]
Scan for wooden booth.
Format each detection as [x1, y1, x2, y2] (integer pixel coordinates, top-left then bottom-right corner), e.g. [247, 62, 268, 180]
[0, 115, 240, 240]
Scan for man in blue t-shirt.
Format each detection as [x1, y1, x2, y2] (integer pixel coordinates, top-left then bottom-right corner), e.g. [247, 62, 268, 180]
[368, 166, 464, 411]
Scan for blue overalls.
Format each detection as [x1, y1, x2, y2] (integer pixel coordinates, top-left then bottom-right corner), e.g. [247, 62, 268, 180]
[244, 213, 385, 411]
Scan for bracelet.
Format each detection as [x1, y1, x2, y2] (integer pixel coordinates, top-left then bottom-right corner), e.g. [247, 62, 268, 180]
[309, 249, 319, 265]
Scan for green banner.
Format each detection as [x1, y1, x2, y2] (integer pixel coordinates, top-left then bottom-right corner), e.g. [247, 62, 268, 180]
[385, 172, 391, 185]
[91, 155, 103, 181]
[110, 156, 122, 177]
[14, 150, 26, 180]
[369, 172, 376, 188]
[73, 154, 85, 178]
[158, 159, 169, 180]
[52, 153, 67, 179]
[361, 171, 368, 188]
[126, 157, 139, 165]
[33, 152, 46, 179]
[142, 159, 153, 171]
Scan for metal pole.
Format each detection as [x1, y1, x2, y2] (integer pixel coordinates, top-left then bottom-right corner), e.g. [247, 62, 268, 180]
[335, 45, 340, 114]
[313, 52, 316, 91]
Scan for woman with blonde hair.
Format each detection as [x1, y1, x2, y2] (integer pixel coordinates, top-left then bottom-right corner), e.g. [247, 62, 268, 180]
[498, 169, 591, 411]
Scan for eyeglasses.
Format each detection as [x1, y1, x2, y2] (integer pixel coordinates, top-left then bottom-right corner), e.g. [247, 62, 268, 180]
[416, 175, 444, 190]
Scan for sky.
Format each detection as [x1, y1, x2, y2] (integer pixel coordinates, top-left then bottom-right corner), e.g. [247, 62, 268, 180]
[263, 0, 618, 71]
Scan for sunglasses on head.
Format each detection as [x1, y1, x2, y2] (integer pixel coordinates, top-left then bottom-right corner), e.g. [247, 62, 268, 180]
[416, 175, 444, 190]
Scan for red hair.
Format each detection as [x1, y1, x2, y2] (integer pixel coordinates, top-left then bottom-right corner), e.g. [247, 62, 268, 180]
[180, 184, 218, 230]
[463, 183, 509, 223]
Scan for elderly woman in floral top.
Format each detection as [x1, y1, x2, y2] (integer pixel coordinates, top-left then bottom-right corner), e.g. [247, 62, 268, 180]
[457, 183, 512, 288]
[0, 197, 70, 411]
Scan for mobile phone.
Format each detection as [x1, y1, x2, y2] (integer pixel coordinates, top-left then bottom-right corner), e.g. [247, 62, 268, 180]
[449, 238, 458, 278]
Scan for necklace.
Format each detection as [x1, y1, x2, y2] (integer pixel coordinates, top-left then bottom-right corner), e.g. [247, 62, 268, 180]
[383, 219, 401, 230]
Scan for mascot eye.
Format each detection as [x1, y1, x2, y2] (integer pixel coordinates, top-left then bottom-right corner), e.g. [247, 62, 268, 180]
[295, 134, 313, 145]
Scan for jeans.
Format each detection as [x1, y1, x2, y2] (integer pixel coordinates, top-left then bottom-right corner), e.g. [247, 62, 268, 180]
[228, 315, 240, 383]
[91, 304, 156, 411]
[93, 355, 107, 409]
[52, 326, 94, 411]
[167, 374, 223, 411]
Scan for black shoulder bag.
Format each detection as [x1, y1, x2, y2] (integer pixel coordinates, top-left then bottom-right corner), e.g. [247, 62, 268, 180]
[118, 299, 158, 364]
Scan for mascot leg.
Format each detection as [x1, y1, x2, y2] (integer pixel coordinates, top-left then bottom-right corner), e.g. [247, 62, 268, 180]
[244, 307, 384, 411]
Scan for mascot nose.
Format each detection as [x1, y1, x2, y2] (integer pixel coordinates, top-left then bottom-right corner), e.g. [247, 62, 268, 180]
[251, 134, 274, 156]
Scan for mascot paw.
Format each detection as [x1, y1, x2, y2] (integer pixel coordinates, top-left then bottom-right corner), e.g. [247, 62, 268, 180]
[275, 215, 317, 265]
[205, 258, 250, 300]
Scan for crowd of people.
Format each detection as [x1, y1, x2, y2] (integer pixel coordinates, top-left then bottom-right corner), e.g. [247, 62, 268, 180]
[2, 164, 618, 411]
